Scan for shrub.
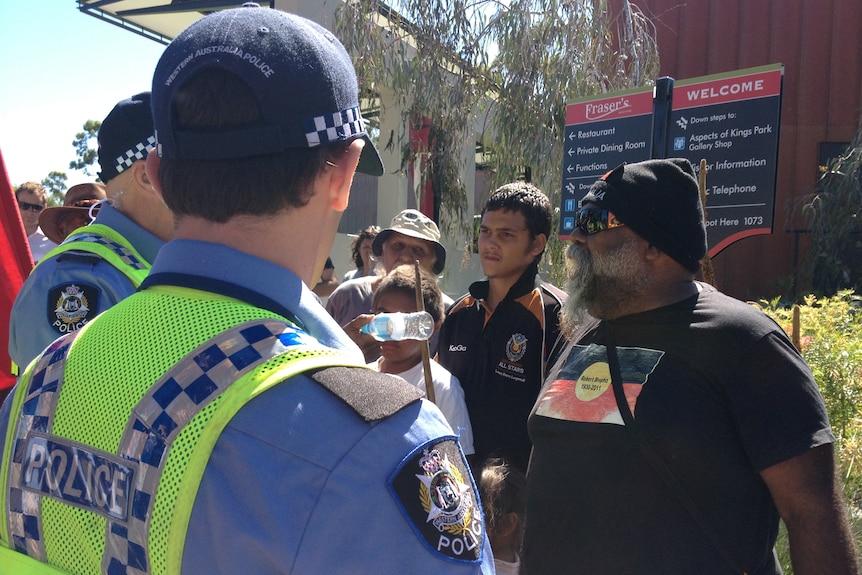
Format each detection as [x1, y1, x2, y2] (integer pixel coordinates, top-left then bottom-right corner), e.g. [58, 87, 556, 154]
[757, 290, 862, 573]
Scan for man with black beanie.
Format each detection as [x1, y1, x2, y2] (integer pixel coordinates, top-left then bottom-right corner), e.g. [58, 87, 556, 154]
[523, 158, 858, 574]
[9, 92, 174, 371]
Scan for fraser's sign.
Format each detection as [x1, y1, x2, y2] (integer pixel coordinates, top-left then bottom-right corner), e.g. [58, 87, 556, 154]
[560, 64, 783, 258]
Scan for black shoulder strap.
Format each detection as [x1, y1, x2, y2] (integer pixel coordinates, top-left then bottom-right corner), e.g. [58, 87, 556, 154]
[311, 366, 423, 422]
[603, 322, 747, 575]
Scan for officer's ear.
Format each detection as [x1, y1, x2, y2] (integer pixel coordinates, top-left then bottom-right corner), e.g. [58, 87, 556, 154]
[145, 152, 164, 200]
[327, 139, 363, 212]
[127, 159, 153, 194]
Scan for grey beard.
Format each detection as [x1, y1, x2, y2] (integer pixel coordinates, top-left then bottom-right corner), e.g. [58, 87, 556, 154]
[561, 237, 649, 334]
[561, 243, 594, 338]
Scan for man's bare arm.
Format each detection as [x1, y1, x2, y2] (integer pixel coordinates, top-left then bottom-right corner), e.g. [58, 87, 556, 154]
[761, 444, 859, 575]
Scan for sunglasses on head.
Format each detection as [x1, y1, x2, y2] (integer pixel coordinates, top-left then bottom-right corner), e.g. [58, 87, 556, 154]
[574, 206, 625, 235]
[18, 201, 44, 212]
[69, 199, 102, 209]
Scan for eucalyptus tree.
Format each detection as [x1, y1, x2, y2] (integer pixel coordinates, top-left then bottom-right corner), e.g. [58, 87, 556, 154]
[335, 0, 659, 279]
[40, 171, 67, 206]
[69, 119, 101, 177]
[798, 119, 862, 296]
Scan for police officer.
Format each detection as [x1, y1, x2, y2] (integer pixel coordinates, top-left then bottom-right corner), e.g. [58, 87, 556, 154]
[8, 92, 174, 371]
[0, 5, 492, 574]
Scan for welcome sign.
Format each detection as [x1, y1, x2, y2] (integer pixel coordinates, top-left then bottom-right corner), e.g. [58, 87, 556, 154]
[669, 65, 783, 256]
[559, 63, 783, 259]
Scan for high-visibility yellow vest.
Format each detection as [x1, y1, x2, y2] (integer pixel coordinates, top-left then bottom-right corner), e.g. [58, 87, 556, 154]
[35, 223, 152, 287]
[0, 285, 365, 575]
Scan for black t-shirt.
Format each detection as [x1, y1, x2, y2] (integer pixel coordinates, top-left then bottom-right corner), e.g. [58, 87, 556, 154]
[524, 283, 833, 574]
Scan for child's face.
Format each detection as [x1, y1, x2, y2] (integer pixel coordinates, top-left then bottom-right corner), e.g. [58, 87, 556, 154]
[373, 290, 423, 371]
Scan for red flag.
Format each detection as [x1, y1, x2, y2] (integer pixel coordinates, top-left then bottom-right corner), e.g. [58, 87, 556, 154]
[0, 147, 33, 400]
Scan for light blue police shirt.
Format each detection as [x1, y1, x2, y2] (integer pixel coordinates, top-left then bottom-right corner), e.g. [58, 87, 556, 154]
[0, 240, 494, 574]
[8, 202, 164, 371]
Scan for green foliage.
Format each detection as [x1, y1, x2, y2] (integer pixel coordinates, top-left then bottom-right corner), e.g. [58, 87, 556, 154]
[335, 0, 659, 270]
[758, 291, 862, 572]
[759, 291, 862, 442]
[40, 171, 68, 206]
[68, 119, 101, 177]
[789, 117, 862, 296]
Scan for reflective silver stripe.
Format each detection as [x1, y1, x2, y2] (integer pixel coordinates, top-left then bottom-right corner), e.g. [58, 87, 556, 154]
[103, 319, 329, 574]
[61, 232, 150, 272]
[6, 331, 81, 561]
[6, 318, 343, 573]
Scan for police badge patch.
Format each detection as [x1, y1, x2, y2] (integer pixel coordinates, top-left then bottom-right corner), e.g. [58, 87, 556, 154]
[388, 438, 484, 563]
[48, 283, 99, 335]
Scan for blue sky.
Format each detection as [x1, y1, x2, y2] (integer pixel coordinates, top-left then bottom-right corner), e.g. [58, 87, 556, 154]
[0, 0, 166, 188]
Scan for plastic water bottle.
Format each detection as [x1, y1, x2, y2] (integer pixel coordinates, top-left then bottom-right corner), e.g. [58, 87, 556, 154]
[360, 311, 434, 341]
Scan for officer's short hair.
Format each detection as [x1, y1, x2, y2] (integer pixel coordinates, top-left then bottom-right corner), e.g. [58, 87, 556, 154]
[156, 68, 347, 222]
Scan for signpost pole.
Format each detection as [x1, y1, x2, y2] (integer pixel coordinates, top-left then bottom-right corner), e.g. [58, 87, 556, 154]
[652, 77, 675, 159]
[697, 159, 718, 287]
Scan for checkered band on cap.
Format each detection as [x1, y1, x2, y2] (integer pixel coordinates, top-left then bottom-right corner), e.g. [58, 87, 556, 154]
[114, 136, 156, 177]
[304, 106, 364, 148]
[149, 7, 383, 174]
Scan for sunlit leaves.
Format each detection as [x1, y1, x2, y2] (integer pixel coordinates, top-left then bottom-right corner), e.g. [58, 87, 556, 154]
[794, 119, 862, 295]
[68, 119, 101, 177]
[336, 0, 659, 262]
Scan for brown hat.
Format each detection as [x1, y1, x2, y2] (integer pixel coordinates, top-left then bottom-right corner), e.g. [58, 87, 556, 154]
[39, 183, 107, 244]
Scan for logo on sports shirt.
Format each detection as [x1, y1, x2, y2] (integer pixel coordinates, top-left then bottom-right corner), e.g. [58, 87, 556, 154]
[389, 439, 484, 562]
[48, 283, 99, 335]
[505, 333, 527, 362]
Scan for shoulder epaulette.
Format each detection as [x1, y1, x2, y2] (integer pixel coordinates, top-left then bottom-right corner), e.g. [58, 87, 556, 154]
[311, 366, 423, 422]
[54, 249, 106, 263]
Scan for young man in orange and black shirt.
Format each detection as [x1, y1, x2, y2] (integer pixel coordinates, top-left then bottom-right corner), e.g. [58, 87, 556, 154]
[437, 183, 566, 472]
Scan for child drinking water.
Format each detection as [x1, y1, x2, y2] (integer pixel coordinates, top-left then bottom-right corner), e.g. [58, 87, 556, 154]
[368, 264, 474, 457]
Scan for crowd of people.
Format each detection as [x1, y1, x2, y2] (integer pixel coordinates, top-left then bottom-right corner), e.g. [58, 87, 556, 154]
[2, 3, 858, 574]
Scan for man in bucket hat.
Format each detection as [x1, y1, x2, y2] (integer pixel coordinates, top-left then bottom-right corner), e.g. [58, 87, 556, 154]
[0, 5, 492, 574]
[523, 158, 858, 574]
[371, 208, 448, 275]
[327, 208, 453, 361]
[8, 92, 173, 371]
